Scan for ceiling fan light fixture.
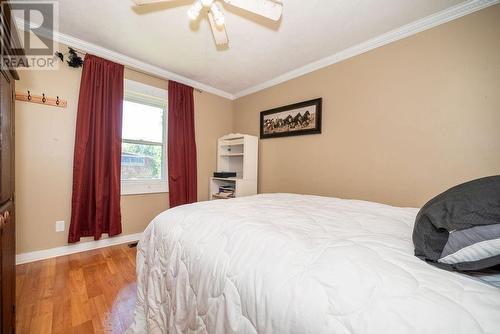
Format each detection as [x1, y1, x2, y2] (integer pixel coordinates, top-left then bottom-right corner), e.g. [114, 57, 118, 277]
[135, 0, 283, 47]
[210, 3, 225, 26]
[187, 0, 203, 20]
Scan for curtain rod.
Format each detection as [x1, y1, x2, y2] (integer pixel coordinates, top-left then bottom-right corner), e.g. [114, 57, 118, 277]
[64, 46, 203, 93]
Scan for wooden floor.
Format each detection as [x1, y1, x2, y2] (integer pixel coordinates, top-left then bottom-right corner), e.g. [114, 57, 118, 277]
[16, 244, 137, 334]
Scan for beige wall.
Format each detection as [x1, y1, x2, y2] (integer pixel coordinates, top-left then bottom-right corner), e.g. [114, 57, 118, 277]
[16, 5, 500, 253]
[15, 55, 233, 254]
[233, 5, 500, 208]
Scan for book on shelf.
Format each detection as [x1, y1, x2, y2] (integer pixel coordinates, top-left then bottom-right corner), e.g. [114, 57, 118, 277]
[212, 192, 235, 199]
[219, 185, 235, 193]
[213, 184, 235, 199]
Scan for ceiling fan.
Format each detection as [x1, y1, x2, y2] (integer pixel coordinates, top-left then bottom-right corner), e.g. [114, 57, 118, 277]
[132, 0, 283, 47]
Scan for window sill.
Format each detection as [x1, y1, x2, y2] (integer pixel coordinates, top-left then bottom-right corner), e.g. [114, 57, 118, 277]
[121, 181, 168, 195]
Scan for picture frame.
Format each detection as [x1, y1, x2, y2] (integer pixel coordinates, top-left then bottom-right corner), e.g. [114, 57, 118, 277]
[260, 98, 322, 139]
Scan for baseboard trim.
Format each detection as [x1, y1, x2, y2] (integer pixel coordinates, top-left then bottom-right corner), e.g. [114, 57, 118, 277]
[16, 232, 143, 265]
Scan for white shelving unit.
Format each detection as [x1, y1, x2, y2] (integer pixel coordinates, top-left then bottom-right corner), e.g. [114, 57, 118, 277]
[210, 133, 258, 200]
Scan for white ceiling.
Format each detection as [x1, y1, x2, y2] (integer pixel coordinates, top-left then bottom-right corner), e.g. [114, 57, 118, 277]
[29, 0, 473, 96]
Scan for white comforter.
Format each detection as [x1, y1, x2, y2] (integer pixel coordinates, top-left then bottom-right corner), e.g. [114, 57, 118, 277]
[128, 194, 500, 334]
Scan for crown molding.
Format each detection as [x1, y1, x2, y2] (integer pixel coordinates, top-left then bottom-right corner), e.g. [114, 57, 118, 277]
[233, 0, 500, 99]
[14, 17, 236, 100]
[55, 32, 236, 100]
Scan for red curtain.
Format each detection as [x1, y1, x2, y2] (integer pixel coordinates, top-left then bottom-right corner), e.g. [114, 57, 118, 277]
[168, 80, 197, 208]
[68, 54, 124, 243]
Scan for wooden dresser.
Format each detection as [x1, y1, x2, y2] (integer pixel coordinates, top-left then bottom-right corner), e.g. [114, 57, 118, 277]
[0, 1, 21, 332]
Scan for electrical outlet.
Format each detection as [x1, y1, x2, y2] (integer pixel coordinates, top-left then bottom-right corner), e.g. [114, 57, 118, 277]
[55, 221, 65, 232]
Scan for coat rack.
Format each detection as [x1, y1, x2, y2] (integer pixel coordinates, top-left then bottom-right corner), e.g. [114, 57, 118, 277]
[15, 91, 67, 108]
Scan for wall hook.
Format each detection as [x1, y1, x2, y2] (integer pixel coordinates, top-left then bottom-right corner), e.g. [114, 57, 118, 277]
[15, 91, 67, 108]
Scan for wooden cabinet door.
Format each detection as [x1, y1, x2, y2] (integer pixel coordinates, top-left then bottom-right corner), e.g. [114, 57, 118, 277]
[0, 201, 14, 334]
[0, 67, 15, 334]
[0, 3, 18, 333]
[0, 71, 13, 205]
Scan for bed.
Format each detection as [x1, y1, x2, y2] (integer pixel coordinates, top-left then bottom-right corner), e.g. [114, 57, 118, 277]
[127, 194, 500, 334]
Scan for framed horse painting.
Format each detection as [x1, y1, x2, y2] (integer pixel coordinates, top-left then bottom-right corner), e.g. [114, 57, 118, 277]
[260, 98, 322, 139]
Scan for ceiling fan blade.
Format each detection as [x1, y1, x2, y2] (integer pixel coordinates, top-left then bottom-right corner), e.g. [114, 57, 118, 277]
[132, 0, 178, 6]
[223, 0, 282, 21]
[208, 12, 229, 46]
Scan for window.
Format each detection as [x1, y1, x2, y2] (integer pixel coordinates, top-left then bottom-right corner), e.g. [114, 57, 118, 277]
[121, 80, 167, 195]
